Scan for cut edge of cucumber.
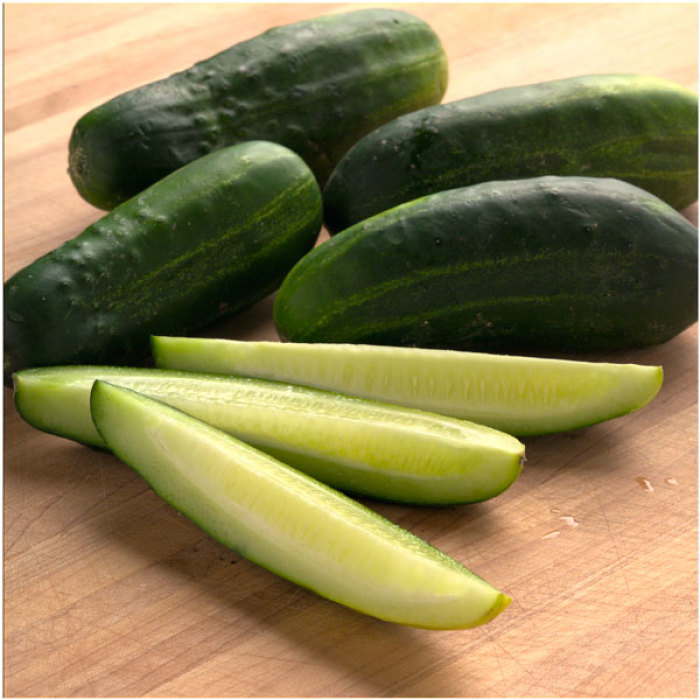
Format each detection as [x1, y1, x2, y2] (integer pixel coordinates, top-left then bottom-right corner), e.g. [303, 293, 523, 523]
[151, 336, 664, 435]
[89, 380, 513, 630]
[12, 365, 525, 505]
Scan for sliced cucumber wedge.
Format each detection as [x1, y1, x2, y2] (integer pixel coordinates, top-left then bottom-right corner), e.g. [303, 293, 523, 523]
[152, 337, 664, 436]
[89, 381, 512, 629]
[13, 366, 524, 505]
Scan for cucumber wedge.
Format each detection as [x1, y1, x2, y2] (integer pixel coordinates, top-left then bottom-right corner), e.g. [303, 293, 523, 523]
[13, 366, 524, 505]
[152, 337, 663, 436]
[89, 381, 512, 629]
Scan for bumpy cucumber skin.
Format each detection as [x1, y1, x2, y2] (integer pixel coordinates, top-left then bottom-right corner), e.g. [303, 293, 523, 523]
[323, 74, 699, 234]
[68, 8, 448, 210]
[5, 141, 322, 382]
[274, 176, 698, 354]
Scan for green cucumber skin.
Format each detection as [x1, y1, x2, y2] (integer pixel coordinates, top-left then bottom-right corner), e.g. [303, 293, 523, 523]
[274, 176, 698, 354]
[323, 74, 699, 234]
[5, 141, 322, 382]
[68, 8, 448, 210]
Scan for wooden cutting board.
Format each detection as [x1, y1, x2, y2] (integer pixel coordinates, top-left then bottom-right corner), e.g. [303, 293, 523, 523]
[4, 3, 698, 697]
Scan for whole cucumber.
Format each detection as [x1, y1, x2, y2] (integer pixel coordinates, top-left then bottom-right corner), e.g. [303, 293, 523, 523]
[323, 74, 698, 234]
[68, 8, 448, 210]
[275, 176, 698, 353]
[5, 141, 322, 382]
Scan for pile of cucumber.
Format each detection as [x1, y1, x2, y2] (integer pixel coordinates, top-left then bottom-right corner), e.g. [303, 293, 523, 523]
[5, 8, 698, 630]
[4, 9, 698, 376]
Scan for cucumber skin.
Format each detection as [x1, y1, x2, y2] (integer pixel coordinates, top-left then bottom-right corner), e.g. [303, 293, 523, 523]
[323, 74, 699, 234]
[274, 176, 698, 354]
[4, 141, 322, 383]
[68, 8, 448, 210]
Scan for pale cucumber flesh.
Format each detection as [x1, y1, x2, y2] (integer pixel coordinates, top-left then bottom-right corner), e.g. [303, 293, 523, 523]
[13, 366, 524, 505]
[89, 381, 511, 629]
[152, 337, 663, 436]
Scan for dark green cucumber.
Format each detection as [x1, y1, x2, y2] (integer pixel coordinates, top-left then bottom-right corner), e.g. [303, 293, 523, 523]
[68, 8, 448, 210]
[323, 74, 698, 234]
[5, 141, 322, 382]
[274, 176, 698, 354]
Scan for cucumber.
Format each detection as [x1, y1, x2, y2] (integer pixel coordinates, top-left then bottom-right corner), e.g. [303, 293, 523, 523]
[4, 141, 322, 383]
[275, 176, 698, 354]
[323, 74, 698, 234]
[153, 337, 663, 437]
[13, 366, 524, 505]
[68, 8, 448, 210]
[90, 381, 512, 629]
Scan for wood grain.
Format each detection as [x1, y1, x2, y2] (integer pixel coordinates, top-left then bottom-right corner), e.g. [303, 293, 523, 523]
[4, 3, 698, 697]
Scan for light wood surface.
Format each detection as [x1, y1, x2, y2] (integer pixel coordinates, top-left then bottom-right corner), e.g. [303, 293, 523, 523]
[4, 3, 698, 697]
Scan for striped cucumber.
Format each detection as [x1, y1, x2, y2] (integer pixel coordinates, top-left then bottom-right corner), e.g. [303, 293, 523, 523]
[68, 8, 448, 210]
[323, 74, 698, 234]
[4, 141, 322, 382]
[276, 176, 698, 354]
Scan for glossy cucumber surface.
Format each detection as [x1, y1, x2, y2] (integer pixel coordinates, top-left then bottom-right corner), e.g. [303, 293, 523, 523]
[5, 141, 322, 382]
[69, 8, 448, 209]
[323, 74, 698, 234]
[276, 176, 698, 353]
